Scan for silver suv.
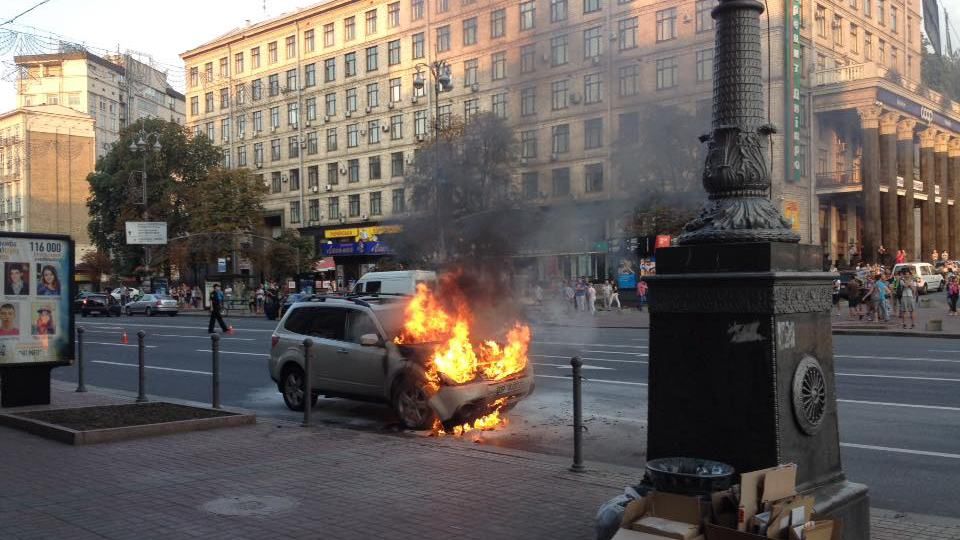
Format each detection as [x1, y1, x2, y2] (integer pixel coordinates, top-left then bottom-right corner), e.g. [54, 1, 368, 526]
[268, 296, 535, 430]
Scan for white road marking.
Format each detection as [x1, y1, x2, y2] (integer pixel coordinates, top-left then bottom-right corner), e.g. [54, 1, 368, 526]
[838, 399, 960, 412]
[581, 349, 647, 354]
[535, 374, 647, 386]
[532, 354, 647, 365]
[836, 354, 960, 365]
[91, 360, 210, 375]
[837, 372, 960, 383]
[532, 362, 614, 371]
[79, 321, 274, 333]
[840, 442, 960, 460]
[195, 349, 269, 357]
[532, 341, 647, 349]
[928, 349, 960, 354]
[86, 341, 158, 348]
[154, 333, 255, 341]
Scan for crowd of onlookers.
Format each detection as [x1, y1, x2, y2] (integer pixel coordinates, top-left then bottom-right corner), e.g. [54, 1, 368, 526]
[833, 262, 959, 327]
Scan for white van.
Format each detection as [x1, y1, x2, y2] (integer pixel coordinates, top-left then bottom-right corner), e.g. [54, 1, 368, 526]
[891, 262, 944, 294]
[352, 270, 437, 295]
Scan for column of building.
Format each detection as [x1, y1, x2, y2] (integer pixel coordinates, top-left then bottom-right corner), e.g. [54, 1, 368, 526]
[936, 133, 951, 257]
[880, 112, 899, 256]
[897, 119, 917, 260]
[920, 128, 938, 260]
[950, 138, 960, 259]
[859, 106, 882, 263]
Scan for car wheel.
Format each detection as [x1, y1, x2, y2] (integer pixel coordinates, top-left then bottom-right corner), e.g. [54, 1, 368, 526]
[281, 364, 318, 412]
[391, 373, 438, 430]
[145, 307, 152, 317]
[125, 306, 132, 316]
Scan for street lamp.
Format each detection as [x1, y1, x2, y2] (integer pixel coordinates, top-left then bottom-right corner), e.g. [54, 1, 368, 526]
[128, 129, 162, 283]
[412, 60, 454, 263]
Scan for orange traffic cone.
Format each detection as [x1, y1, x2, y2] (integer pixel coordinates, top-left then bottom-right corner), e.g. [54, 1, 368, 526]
[120, 331, 129, 344]
[226, 326, 235, 335]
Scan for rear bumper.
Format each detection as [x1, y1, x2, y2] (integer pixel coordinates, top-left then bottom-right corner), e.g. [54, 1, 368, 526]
[154, 306, 179, 313]
[428, 372, 535, 427]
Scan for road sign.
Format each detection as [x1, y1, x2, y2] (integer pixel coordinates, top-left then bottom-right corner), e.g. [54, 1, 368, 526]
[125, 222, 168, 245]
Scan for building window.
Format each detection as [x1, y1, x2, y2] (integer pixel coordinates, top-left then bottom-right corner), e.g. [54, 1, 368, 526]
[345, 16, 356, 41]
[414, 110, 427, 136]
[190, 96, 199, 116]
[348, 160, 360, 183]
[521, 44, 536, 73]
[251, 47, 260, 68]
[391, 152, 404, 176]
[864, 32, 873, 61]
[492, 93, 508, 118]
[324, 23, 335, 47]
[551, 0, 568, 23]
[309, 198, 320, 222]
[492, 52, 507, 80]
[328, 197, 340, 219]
[552, 168, 570, 196]
[520, 1, 536, 31]
[367, 83, 380, 108]
[286, 35, 297, 59]
[345, 52, 357, 77]
[272, 171, 282, 193]
[286, 69, 298, 91]
[325, 93, 337, 117]
[521, 87, 536, 116]
[325, 59, 336, 82]
[388, 2, 400, 28]
[551, 34, 568, 66]
[390, 78, 402, 103]
[491, 8, 506, 38]
[656, 57, 678, 89]
[326, 128, 338, 151]
[877, 0, 884, 25]
[237, 146, 247, 167]
[271, 138, 281, 161]
[366, 9, 378, 35]
[307, 131, 318, 154]
[304, 29, 315, 52]
[347, 124, 359, 148]
[656, 8, 677, 42]
[268, 74, 279, 96]
[584, 73, 602, 103]
[584, 118, 602, 149]
[436, 0, 449, 13]
[552, 124, 570, 154]
[290, 201, 301, 223]
[521, 130, 538, 158]
[268, 41, 278, 63]
[328, 162, 339, 185]
[696, 0, 717, 33]
[389, 188, 406, 215]
[222, 118, 231, 140]
[583, 0, 600, 13]
[190, 67, 198, 87]
[464, 17, 478, 46]
[289, 137, 300, 159]
[304, 64, 316, 88]
[585, 164, 603, 192]
[816, 5, 826, 37]
[438, 104, 452, 128]
[205, 92, 214, 112]
[464, 98, 480, 120]
[583, 26, 602, 58]
[850, 24, 859, 53]
[368, 120, 381, 144]
[237, 115, 246, 137]
[369, 156, 381, 179]
[890, 6, 897, 32]
[289, 168, 301, 191]
[412, 32, 425, 59]
[436, 26, 451, 53]
[620, 65, 640, 97]
[370, 191, 382, 215]
[234, 52, 244, 74]
[464, 59, 479, 86]
[832, 16, 843, 45]
[551, 80, 568, 110]
[252, 79, 262, 100]
[878, 39, 885, 64]
[522, 173, 539, 199]
[253, 111, 263, 132]
[205, 62, 213, 82]
[253, 143, 263, 165]
[412, 0, 424, 21]
[388, 40, 401, 66]
[696, 49, 714, 82]
[618, 17, 638, 50]
[270, 106, 280, 128]
[366, 46, 379, 72]
[391, 114, 403, 139]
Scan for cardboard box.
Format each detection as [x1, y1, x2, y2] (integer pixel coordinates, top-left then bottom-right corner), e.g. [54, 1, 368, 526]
[634, 516, 701, 539]
[737, 464, 797, 531]
[613, 528, 702, 540]
[647, 491, 704, 525]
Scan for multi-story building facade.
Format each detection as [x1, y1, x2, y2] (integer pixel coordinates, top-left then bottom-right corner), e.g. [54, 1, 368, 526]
[182, 0, 954, 283]
[15, 51, 186, 160]
[0, 105, 96, 248]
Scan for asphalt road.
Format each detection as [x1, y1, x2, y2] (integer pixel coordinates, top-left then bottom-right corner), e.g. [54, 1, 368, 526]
[52, 313, 960, 518]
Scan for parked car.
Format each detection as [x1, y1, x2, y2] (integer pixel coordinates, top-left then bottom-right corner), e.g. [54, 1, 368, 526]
[75, 293, 122, 317]
[268, 296, 535, 430]
[110, 287, 141, 302]
[891, 262, 945, 294]
[351, 270, 437, 295]
[124, 294, 179, 316]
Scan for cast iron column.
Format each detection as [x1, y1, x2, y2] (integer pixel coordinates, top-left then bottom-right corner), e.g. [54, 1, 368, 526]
[897, 119, 917, 259]
[936, 133, 950, 256]
[879, 113, 899, 257]
[950, 139, 960, 258]
[920, 128, 937, 260]
[858, 106, 882, 264]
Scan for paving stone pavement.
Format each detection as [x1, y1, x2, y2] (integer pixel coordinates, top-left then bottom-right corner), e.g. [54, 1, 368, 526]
[0, 383, 957, 539]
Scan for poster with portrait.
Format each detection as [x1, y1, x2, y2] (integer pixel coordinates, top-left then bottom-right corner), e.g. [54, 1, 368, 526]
[0, 233, 74, 366]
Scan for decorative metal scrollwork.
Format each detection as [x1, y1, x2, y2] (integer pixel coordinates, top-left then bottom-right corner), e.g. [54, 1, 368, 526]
[792, 356, 827, 435]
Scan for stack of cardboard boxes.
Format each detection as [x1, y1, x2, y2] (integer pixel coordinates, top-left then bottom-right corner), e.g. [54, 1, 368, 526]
[613, 464, 839, 540]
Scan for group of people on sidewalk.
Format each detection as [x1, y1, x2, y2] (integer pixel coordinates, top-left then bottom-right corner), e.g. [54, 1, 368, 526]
[834, 264, 959, 328]
[560, 279, 622, 314]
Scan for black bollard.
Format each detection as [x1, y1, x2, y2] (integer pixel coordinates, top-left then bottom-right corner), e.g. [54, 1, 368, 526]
[570, 356, 585, 472]
[302, 338, 313, 427]
[211, 333, 221, 409]
[76, 326, 87, 393]
[136, 330, 147, 403]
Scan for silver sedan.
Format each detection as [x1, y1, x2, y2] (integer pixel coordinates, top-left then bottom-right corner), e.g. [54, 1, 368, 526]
[124, 294, 179, 316]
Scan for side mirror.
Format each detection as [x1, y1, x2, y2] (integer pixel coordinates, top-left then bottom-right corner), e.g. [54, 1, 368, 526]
[360, 333, 380, 347]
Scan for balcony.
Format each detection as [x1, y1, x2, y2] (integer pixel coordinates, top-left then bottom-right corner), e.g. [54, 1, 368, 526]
[814, 63, 960, 117]
[816, 169, 861, 190]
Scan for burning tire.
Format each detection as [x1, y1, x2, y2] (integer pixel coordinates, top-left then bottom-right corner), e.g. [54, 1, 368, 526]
[391, 372, 438, 430]
[281, 364, 319, 412]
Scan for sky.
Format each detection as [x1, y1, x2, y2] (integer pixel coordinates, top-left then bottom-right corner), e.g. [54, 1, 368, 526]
[0, 0, 959, 112]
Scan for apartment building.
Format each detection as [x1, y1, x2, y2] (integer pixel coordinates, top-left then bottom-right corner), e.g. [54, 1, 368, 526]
[0, 105, 96, 248]
[182, 0, 829, 284]
[15, 51, 186, 160]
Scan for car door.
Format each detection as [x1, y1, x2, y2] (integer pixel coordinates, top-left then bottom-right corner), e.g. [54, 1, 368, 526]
[334, 309, 389, 396]
[297, 306, 349, 391]
[138, 294, 154, 313]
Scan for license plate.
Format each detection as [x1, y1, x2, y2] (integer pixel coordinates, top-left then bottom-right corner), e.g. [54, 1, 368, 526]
[492, 379, 526, 397]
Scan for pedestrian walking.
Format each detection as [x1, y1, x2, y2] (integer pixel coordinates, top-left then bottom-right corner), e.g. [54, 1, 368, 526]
[563, 281, 575, 313]
[601, 280, 612, 310]
[947, 275, 959, 317]
[900, 269, 917, 329]
[575, 279, 586, 312]
[895, 249, 906, 264]
[875, 274, 890, 322]
[208, 284, 232, 334]
[587, 282, 597, 315]
[832, 277, 842, 316]
[845, 277, 861, 319]
[610, 283, 621, 310]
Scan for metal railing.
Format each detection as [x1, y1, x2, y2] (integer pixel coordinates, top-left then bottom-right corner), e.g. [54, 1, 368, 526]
[814, 63, 960, 116]
[815, 169, 861, 188]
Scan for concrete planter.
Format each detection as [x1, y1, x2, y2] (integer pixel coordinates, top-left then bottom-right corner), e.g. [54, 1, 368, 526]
[925, 319, 943, 332]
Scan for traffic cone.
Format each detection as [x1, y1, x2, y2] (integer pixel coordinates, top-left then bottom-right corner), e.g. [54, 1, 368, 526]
[226, 326, 235, 335]
[120, 331, 129, 344]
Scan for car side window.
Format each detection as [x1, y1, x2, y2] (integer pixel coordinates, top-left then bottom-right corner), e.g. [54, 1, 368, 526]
[301, 307, 347, 341]
[365, 281, 381, 293]
[346, 310, 380, 344]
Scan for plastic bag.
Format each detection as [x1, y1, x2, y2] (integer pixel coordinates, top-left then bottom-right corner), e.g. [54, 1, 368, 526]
[594, 485, 648, 540]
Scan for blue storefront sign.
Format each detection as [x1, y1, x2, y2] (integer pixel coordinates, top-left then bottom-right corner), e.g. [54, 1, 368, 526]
[877, 89, 957, 132]
[322, 241, 393, 256]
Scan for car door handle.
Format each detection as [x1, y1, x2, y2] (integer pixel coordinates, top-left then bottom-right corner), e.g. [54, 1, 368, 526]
[336, 348, 348, 354]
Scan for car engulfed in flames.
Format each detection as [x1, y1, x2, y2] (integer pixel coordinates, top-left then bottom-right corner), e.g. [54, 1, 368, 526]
[395, 282, 533, 435]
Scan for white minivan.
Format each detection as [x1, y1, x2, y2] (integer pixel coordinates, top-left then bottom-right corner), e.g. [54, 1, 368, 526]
[892, 262, 944, 294]
[352, 270, 437, 295]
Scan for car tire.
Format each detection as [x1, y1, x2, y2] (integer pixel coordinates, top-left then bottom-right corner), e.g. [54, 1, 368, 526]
[145, 307, 152, 317]
[281, 364, 318, 412]
[125, 307, 132, 316]
[391, 372, 438, 430]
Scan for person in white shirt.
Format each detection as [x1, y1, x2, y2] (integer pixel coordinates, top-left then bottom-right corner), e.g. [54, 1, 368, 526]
[587, 283, 597, 314]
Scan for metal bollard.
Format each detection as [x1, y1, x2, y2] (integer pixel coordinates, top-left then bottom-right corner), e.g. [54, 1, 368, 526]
[211, 333, 221, 409]
[570, 356, 586, 472]
[136, 330, 148, 403]
[302, 338, 314, 427]
[75, 326, 87, 393]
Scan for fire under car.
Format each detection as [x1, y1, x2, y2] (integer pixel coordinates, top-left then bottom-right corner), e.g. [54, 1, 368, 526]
[268, 295, 535, 430]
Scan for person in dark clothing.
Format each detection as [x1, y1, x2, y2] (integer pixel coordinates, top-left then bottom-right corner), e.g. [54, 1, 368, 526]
[208, 284, 231, 333]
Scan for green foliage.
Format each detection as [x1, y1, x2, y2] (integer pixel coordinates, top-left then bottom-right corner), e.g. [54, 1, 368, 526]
[248, 229, 315, 282]
[921, 37, 960, 102]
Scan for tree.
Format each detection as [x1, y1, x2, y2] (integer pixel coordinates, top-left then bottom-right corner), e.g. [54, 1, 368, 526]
[78, 250, 114, 286]
[398, 112, 519, 265]
[921, 37, 960, 102]
[247, 229, 315, 283]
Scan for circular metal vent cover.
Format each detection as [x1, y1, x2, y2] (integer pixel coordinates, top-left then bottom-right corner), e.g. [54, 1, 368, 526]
[201, 495, 299, 517]
[792, 356, 827, 435]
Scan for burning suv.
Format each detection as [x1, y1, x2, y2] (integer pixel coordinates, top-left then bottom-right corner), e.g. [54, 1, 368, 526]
[268, 287, 534, 432]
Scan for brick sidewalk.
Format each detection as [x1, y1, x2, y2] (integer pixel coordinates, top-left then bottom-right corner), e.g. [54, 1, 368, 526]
[0, 384, 958, 539]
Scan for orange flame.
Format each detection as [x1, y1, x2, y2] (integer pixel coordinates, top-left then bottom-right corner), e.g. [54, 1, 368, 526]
[434, 398, 509, 437]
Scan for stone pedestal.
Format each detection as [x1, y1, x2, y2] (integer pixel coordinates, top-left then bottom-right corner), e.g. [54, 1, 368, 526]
[646, 242, 869, 539]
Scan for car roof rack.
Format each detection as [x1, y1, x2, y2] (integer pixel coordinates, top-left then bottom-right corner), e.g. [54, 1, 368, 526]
[302, 294, 372, 308]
